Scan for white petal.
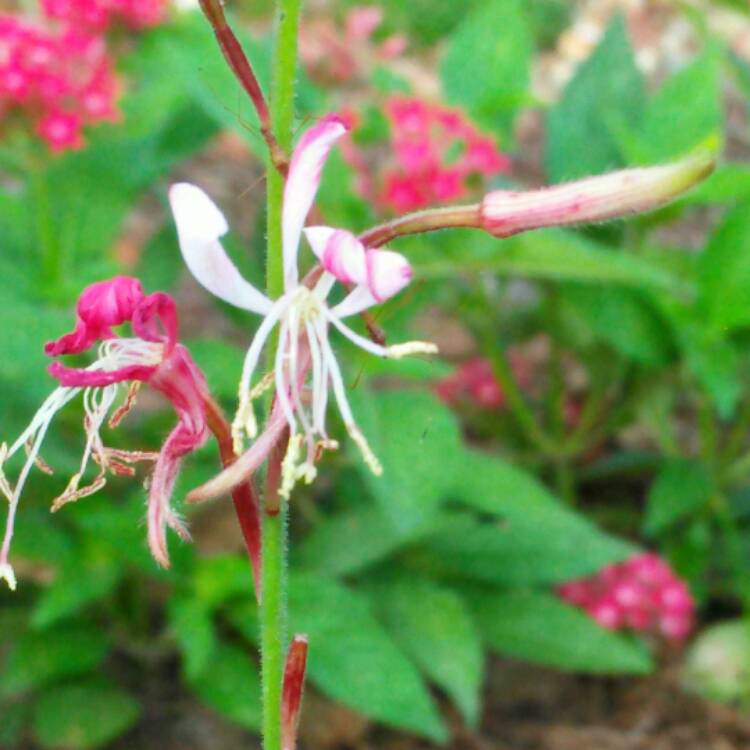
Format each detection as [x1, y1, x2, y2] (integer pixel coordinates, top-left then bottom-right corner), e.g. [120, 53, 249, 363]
[283, 116, 349, 289]
[330, 285, 378, 318]
[366, 249, 413, 302]
[304, 226, 338, 261]
[323, 230, 367, 285]
[169, 183, 272, 314]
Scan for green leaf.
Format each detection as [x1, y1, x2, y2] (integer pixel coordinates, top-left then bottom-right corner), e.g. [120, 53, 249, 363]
[294, 500, 449, 577]
[440, 0, 531, 130]
[645, 460, 713, 535]
[699, 204, 750, 331]
[32, 562, 120, 629]
[367, 576, 483, 726]
[470, 590, 653, 673]
[448, 450, 634, 580]
[408, 229, 684, 291]
[193, 555, 255, 610]
[546, 16, 645, 181]
[168, 598, 216, 681]
[637, 47, 722, 163]
[188, 644, 261, 731]
[349, 389, 462, 532]
[562, 286, 675, 366]
[186, 339, 246, 403]
[679, 164, 750, 205]
[290, 574, 446, 741]
[32, 680, 140, 750]
[2, 625, 110, 696]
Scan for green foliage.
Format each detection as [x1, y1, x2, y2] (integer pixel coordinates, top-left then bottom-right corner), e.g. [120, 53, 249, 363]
[441, 0, 532, 133]
[546, 16, 645, 181]
[469, 590, 653, 673]
[289, 573, 447, 740]
[645, 460, 713, 535]
[1, 625, 110, 696]
[188, 644, 262, 730]
[31, 681, 141, 750]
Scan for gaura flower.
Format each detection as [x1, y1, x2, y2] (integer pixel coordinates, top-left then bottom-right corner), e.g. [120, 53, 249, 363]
[169, 114, 437, 501]
[0, 276, 210, 590]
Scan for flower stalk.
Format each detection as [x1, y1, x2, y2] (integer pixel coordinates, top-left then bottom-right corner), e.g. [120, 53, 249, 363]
[262, 2, 302, 749]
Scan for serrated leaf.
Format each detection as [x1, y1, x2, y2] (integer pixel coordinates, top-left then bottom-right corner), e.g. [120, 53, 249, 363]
[470, 590, 653, 674]
[441, 0, 531, 130]
[290, 574, 446, 741]
[645, 460, 713, 535]
[188, 644, 261, 731]
[32, 680, 140, 750]
[367, 576, 483, 726]
[2, 625, 110, 696]
[546, 16, 644, 181]
[349, 389, 461, 532]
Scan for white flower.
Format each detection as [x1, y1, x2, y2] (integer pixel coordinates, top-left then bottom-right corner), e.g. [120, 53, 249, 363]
[169, 115, 436, 500]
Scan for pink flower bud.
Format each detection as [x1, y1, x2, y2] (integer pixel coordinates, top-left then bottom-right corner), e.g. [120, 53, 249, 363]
[365, 249, 413, 302]
[480, 154, 715, 238]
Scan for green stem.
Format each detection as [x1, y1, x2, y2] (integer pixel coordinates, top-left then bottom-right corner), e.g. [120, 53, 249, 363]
[262, 3, 301, 750]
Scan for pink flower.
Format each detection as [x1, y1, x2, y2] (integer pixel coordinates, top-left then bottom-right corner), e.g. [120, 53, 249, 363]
[558, 553, 696, 644]
[169, 115, 437, 503]
[36, 110, 84, 151]
[0, 277, 211, 590]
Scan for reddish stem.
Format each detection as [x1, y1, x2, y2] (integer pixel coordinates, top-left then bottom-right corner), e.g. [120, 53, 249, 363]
[203, 393, 263, 602]
[198, 0, 289, 176]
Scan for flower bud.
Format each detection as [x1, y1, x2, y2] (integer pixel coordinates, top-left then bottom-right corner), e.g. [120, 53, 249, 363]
[282, 635, 309, 750]
[480, 153, 715, 238]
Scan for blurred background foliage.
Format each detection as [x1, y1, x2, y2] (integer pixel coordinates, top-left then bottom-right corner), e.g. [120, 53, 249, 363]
[4, 0, 750, 747]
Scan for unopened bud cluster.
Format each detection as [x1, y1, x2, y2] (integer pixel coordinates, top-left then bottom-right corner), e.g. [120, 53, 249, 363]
[558, 553, 695, 643]
[0, 0, 167, 152]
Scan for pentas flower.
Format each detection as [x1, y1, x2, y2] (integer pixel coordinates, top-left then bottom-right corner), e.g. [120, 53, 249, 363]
[0, 15, 120, 152]
[169, 115, 437, 502]
[41, 0, 168, 32]
[342, 97, 510, 214]
[0, 276, 210, 590]
[558, 553, 695, 643]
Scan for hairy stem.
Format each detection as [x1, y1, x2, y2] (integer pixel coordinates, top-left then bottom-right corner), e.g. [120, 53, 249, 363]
[262, 2, 301, 750]
[358, 204, 480, 248]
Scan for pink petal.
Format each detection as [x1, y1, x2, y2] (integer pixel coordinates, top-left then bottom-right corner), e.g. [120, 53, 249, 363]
[45, 276, 144, 356]
[305, 227, 367, 284]
[303, 226, 338, 261]
[365, 249, 413, 302]
[169, 183, 273, 313]
[283, 115, 349, 289]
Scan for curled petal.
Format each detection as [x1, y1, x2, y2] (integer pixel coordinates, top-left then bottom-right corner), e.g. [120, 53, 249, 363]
[187, 407, 287, 503]
[169, 183, 273, 314]
[45, 276, 144, 356]
[132, 292, 179, 352]
[303, 226, 338, 261]
[365, 249, 413, 302]
[283, 115, 349, 289]
[322, 230, 367, 285]
[479, 153, 716, 238]
[48, 361, 157, 388]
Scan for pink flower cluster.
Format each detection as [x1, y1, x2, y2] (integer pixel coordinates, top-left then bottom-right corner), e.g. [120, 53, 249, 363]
[343, 97, 510, 214]
[0, 0, 167, 152]
[436, 356, 527, 410]
[41, 0, 166, 31]
[558, 553, 695, 643]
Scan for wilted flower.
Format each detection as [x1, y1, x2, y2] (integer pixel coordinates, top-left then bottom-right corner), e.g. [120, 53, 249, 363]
[0, 276, 211, 589]
[169, 114, 437, 502]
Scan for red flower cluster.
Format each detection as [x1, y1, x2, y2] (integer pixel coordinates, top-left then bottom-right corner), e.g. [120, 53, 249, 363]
[435, 354, 532, 411]
[558, 553, 695, 643]
[343, 97, 510, 214]
[0, 0, 167, 152]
